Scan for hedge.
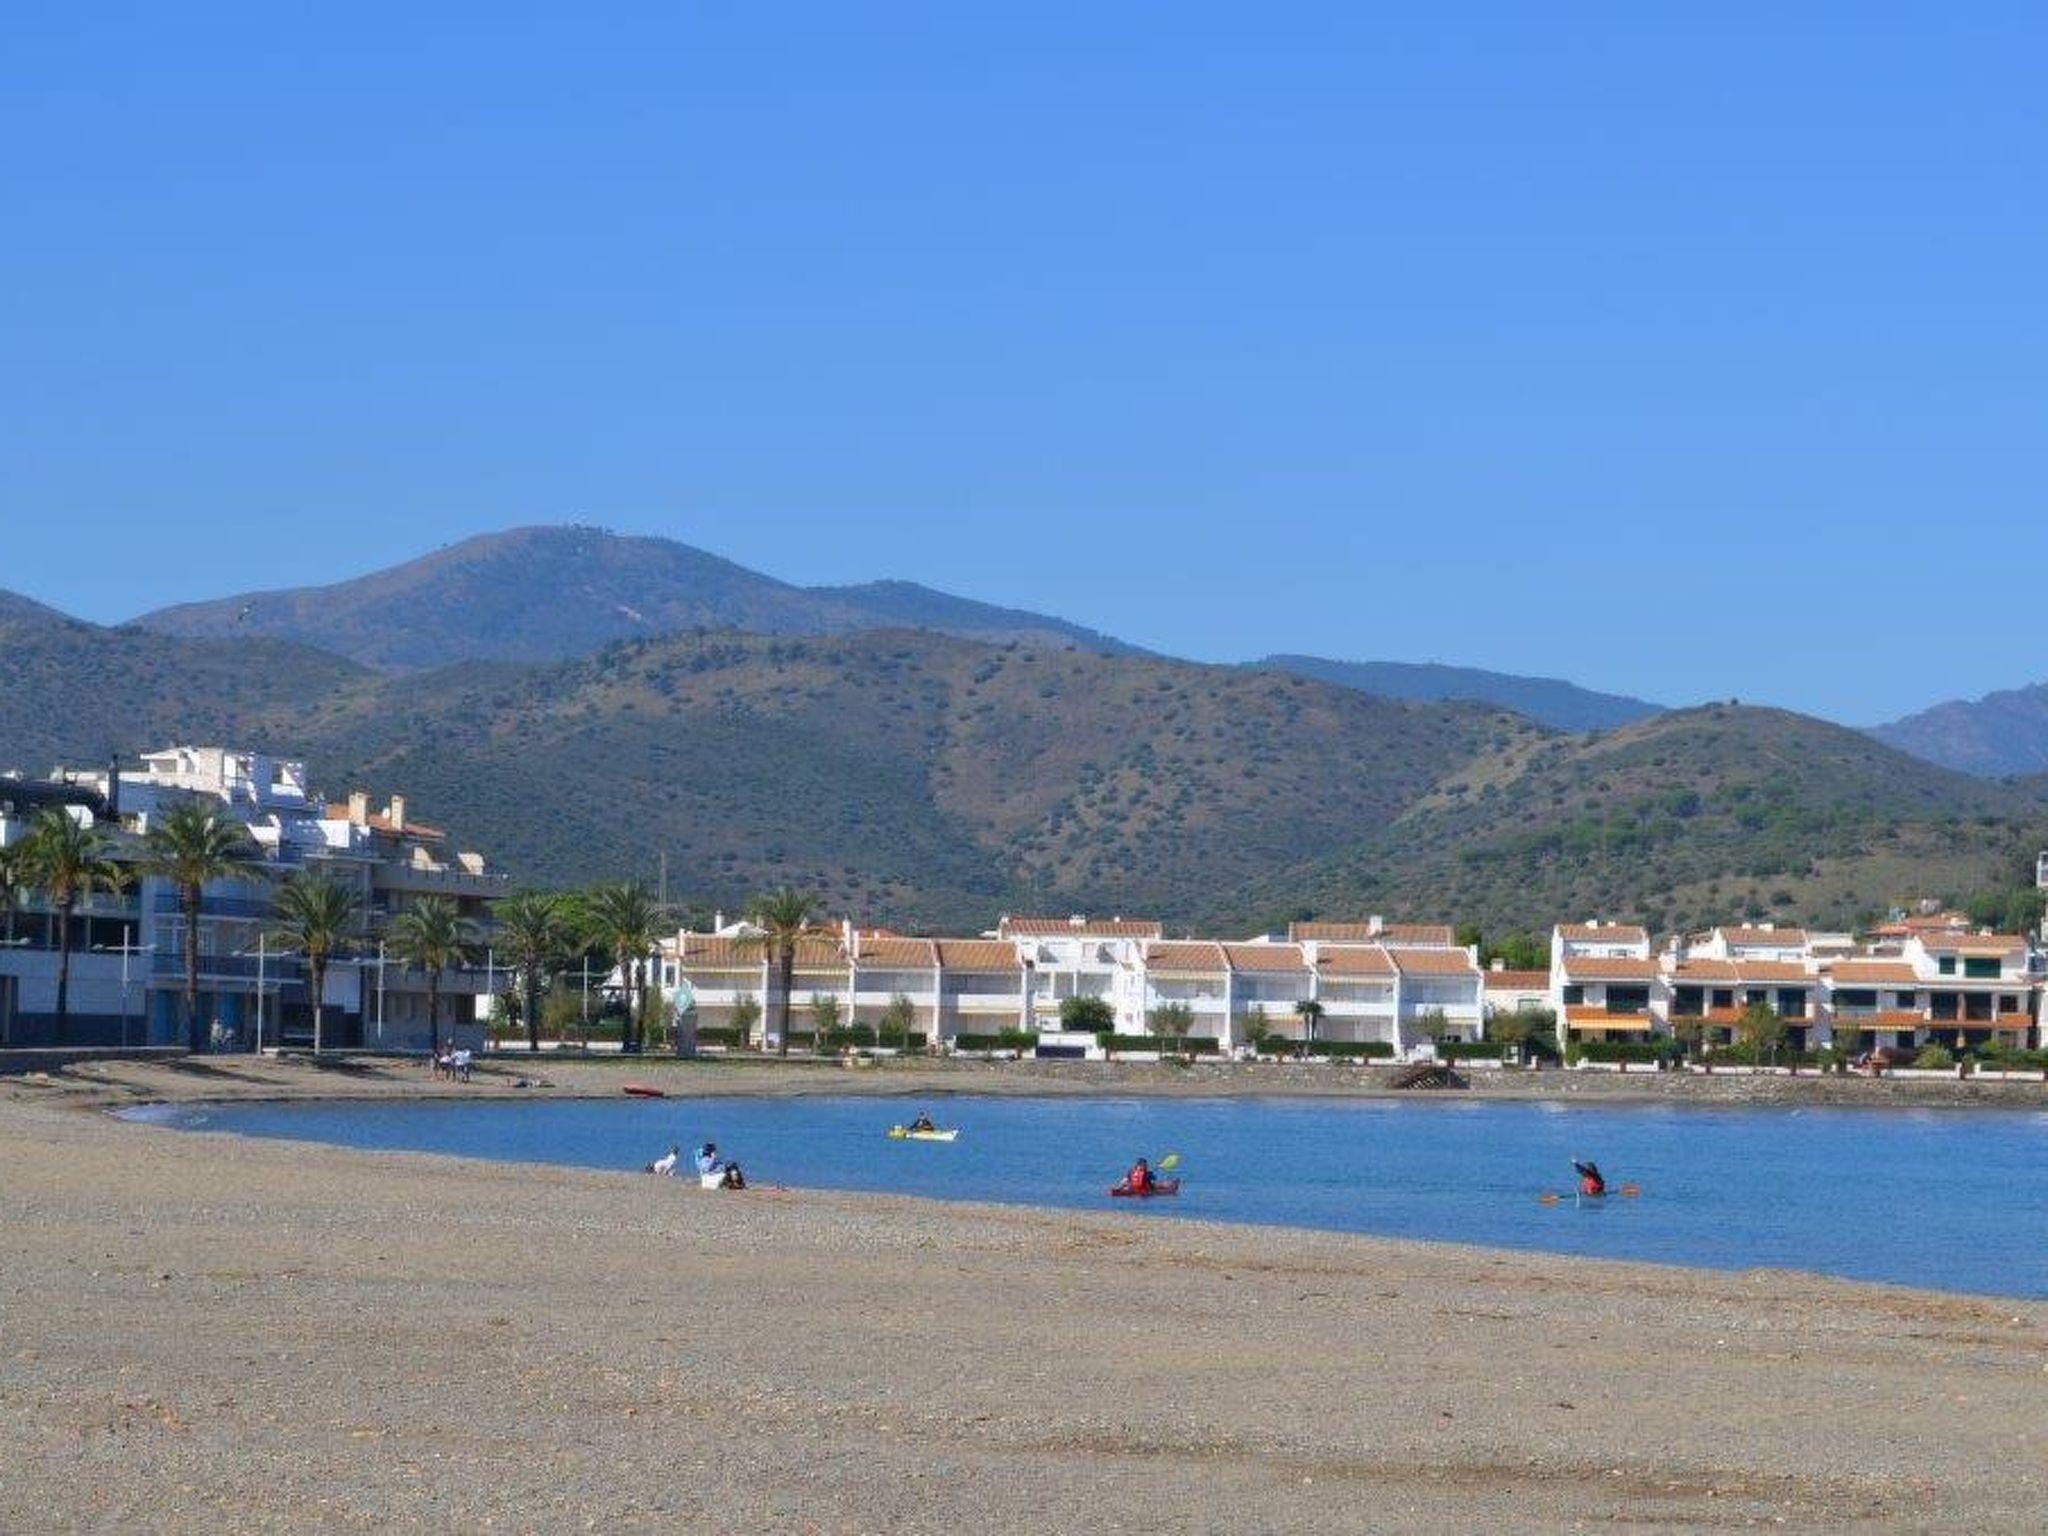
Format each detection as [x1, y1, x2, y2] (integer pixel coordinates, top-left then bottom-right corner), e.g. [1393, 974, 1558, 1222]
[1571, 1040, 1674, 1065]
[1437, 1040, 1508, 1061]
[1258, 1037, 1394, 1059]
[694, 1027, 744, 1047]
[951, 1031, 1037, 1052]
[1096, 1033, 1221, 1055]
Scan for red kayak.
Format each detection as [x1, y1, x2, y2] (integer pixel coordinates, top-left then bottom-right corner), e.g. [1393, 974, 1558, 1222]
[622, 1083, 666, 1099]
[1109, 1179, 1180, 1198]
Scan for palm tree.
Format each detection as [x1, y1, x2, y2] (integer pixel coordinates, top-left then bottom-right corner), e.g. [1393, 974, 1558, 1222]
[142, 801, 258, 1053]
[739, 886, 825, 1057]
[22, 809, 126, 1038]
[575, 883, 665, 1053]
[495, 891, 576, 1053]
[386, 896, 475, 1058]
[268, 873, 360, 1054]
[1293, 998, 1325, 1059]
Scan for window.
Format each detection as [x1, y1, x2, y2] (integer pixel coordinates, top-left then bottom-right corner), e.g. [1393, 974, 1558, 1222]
[1835, 989, 1875, 1010]
[1963, 957, 2000, 980]
[1606, 985, 1650, 1014]
[1711, 989, 1734, 1010]
[1776, 988, 1807, 1018]
[1998, 995, 2018, 1015]
[1562, 984, 1584, 1006]
[1894, 991, 1917, 1010]
[1936, 956, 1956, 976]
[1672, 986, 1703, 1017]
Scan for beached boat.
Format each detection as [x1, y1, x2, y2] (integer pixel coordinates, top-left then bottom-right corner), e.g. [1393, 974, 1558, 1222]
[621, 1083, 666, 1099]
[886, 1125, 960, 1142]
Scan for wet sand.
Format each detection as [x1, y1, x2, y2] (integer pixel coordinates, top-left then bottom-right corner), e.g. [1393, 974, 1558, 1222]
[2, 1060, 2044, 1532]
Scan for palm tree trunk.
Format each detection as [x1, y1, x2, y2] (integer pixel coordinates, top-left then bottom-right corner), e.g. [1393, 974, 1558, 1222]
[311, 952, 326, 1055]
[54, 895, 74, 1036]
[428, 976, 441, 1058]
[183, 884, 203, 1053]
[777, 948, 794, 1056]
[525, 962, 542, 1053]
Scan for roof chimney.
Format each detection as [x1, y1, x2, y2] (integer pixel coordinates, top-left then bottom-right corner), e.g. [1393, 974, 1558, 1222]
[348, 791, 369, 824]
[388, 794, 406, 830]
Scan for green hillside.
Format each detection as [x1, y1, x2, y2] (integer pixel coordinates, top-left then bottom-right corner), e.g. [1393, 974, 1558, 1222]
[3, 610, 2041, 936]
[1244, 705, 2048, 936]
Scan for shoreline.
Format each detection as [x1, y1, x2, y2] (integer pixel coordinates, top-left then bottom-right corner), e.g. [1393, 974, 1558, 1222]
[10, 1050, 2047, 1116]
[2, 1084, 2042, 1532]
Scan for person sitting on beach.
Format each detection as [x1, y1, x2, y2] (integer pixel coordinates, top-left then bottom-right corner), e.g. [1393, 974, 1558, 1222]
[720, 1162, 746, 1190]
[648, 1145, 680, 1176]
[694, 1142, 725, 1177]
[910, 1110, 936, 1134]
[1122, 1158, 1152, 1195]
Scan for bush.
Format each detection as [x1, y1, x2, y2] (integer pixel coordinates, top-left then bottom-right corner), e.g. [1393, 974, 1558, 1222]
[951, 1030, 1037, 1052]
[694, 1026, 743, 1047]
[1097, 1033, 1220, 1055]
[1913, 1044, 1956, 1070]
[1571, 1039, 1674, 1065]
[1058, 996, 1115, 1032]
[1257, 1036, 1392, 1059]
[1438, 1040, 1508, 1061]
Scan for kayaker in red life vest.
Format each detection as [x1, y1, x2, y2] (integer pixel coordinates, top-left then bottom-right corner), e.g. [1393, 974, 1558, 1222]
[1573, 1159, 1607, 1197]
[1124, 1158, 1152, 1195]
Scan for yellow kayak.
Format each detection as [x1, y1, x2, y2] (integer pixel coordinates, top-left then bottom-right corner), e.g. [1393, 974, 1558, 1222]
[886, 1125, 960, 1142]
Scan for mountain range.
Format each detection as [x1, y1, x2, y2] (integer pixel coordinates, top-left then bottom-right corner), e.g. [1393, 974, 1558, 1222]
[3, 537, 2045, 936]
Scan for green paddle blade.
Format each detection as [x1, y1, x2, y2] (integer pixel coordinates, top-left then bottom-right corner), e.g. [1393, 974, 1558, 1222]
[1157, 1152, 1181, 1171]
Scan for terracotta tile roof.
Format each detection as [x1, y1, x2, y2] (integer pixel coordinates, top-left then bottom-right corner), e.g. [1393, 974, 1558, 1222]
[1556, 922, 1649, 944]
[678, 936, 761, 968]
[1671, 959, 1811, 984]
[1379, 923, 1456, 946]
[1222, 943, 1306, 973]
[1289, 920, 1455, 945]
[998, 916, 1163, 939]
[1560, 957, 1660, 981]
[1315, 945, 1396, 976]
[1824, 961, 1920, 985]
[855, 937, 936, 969]
[1483, 969, 1551, 990]
[1144, 941, 1228, 974]
[1717, 926, 1809, 947]
[934, 939, 1021, 971]
[1669, 960, 1740, 982]
[1387, 947, 1479, 978]
[1288, 921, 1381, 942]
[1917, 933, 2028, 955]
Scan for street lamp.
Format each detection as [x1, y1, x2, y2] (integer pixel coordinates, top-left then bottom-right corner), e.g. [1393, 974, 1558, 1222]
[92, 939, 155, 1048]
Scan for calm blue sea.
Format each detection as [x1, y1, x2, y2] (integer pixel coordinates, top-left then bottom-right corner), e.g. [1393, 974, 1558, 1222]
[130, 1094, 2048, 1299]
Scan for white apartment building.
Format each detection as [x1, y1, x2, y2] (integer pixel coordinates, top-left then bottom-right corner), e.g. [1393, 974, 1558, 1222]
[0, 747, 506, 1052]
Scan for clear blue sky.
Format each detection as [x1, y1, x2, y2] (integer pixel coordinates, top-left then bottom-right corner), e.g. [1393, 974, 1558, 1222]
[4, 5, 2043, 724]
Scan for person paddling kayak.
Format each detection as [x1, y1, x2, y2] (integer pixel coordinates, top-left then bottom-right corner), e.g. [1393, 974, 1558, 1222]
[1573, 1159, 1607, 1197]
[1118, 1158, 1153, 1196]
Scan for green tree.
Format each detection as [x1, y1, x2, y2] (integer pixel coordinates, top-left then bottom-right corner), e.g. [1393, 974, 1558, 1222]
[386, 896, 475, 1058]
[739, 886, 826, 1057]
[267, 872, 360, 1054]
[1830, 1015, 1865, 1066]
[1736, 1000, 1786, 1063]
[494, 891, 577, 1053]
[141, 801, 257, 1053]
[576, 882, 665, 1054]
[731, 993, 762, 1046]
[23, 809, 127, 1039]
[878, 993, 918, 1050]
[1293, 998, 1325, 1056]
[810, 992, 843, 1045]
[1058, 994, 1115, 1033]
[1148, 1000, 1196, 1060]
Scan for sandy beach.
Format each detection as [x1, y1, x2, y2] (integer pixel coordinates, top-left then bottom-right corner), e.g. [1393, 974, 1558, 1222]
[3, 1060, 2044, 1533]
